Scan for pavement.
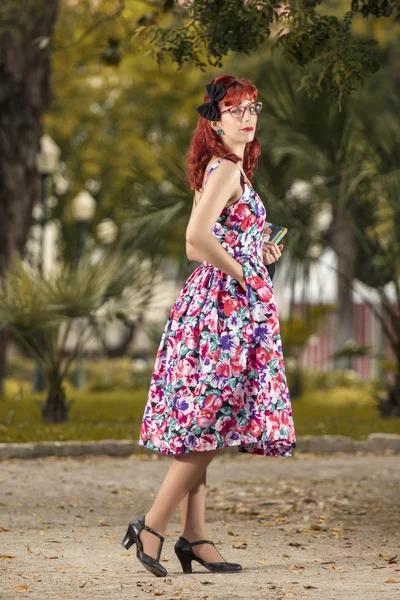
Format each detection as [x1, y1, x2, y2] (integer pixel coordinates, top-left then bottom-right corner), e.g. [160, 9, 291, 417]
[1, 433, 400, 460]
[1, 450, 400, 600]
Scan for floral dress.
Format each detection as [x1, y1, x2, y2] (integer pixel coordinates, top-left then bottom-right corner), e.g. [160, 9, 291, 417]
[139, 158, 296, 457]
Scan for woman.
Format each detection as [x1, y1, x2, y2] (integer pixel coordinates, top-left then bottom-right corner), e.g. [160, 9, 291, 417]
[122, 74, 296, 578]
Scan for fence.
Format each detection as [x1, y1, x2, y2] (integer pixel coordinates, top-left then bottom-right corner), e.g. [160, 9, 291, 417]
[294, 302, 394, 378]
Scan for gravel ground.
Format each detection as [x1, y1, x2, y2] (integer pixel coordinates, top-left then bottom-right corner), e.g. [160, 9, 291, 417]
[1, 450, 400, 600]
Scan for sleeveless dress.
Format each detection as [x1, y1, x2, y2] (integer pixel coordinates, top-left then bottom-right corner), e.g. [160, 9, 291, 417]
[138, 158, 296, 457]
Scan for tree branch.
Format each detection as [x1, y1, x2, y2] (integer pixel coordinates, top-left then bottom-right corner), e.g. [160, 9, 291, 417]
[53, 0, 126, 52]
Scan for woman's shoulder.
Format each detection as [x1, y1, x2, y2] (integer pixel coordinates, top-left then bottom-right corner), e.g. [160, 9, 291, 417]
[205, 156, 240, 178]
[194, 156, 241, 205]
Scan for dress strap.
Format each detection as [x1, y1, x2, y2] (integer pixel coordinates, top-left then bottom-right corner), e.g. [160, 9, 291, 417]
[194, 158, 245, 206]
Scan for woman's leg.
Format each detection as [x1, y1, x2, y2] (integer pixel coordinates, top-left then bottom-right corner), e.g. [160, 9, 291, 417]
[137, 448, 219, 559]
[179, 465, 227, 563]
[179, 468, 208, 541]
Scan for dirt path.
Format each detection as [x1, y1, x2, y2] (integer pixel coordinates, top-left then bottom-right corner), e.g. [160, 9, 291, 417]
[1, 451, 399, 600]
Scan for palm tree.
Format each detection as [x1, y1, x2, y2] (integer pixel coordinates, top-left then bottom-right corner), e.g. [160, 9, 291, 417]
[253, 58, 383, 371]
[0, 248, 158, 422]
[118, 146, 204, 286]
[350, 102, 400, 416]
[247, 55, 400, 414]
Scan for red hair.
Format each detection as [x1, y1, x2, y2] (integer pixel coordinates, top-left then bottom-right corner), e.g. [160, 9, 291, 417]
[186, 74, 261, 191]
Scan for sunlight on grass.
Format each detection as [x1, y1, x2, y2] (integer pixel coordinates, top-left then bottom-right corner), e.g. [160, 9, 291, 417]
[1, 372, 399, 444]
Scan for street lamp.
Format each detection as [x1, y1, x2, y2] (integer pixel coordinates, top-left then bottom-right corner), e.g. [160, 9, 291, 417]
[71, 191, 97, 259]
[70, 190, 96, 388]
[96, 218, 118, 245]
[33, 135, 61, 393]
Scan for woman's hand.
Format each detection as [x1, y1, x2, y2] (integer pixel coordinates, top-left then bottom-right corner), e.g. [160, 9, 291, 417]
[238, 276, 247, 294]
[262, 241, 284, 265]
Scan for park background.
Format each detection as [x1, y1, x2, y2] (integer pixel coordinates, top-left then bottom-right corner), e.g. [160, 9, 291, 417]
[1, 0, 400, 446]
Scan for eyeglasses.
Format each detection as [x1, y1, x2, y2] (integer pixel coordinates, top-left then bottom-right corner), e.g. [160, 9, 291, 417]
[219, 101, 262, 119]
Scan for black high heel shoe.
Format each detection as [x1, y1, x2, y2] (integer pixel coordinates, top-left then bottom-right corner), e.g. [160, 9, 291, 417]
[174, 536, 242, 574]
[121, 515, 167, 577]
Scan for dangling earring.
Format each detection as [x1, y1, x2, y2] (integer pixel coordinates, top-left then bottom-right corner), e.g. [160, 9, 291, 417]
[216, 128, 224, 135]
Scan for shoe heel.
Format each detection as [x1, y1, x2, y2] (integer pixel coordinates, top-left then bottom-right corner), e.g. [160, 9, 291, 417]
[121, 526, 135, 550]
[176, 551, 193, 574]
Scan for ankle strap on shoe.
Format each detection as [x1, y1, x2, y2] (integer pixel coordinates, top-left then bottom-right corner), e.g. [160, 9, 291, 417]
[190, 539, 214, 546]
[143, 523, 164, 542]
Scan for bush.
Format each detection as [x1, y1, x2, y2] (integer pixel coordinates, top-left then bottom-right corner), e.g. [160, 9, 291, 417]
[5, 355, 156, 393]
[301, 368, 365, 392]
[80, 358, 154, 392]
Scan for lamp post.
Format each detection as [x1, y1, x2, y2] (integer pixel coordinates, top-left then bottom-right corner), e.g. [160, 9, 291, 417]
[70, 190, 96, 388]
[33, 135, 61, 393]
[71, 191, 97, 260]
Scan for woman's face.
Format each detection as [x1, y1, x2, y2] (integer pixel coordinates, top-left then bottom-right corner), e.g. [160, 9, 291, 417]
[212, 96, 259, 143]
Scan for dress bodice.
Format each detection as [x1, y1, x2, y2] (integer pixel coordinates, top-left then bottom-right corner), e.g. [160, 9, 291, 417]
[200, 158, 267, 269]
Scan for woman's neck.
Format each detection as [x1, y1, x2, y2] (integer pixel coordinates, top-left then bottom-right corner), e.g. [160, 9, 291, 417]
[220, 139, 245, 161]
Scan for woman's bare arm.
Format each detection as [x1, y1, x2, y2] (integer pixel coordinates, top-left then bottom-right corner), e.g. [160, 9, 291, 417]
[186, 199, 203, 262]
[186, 161, 246, 284]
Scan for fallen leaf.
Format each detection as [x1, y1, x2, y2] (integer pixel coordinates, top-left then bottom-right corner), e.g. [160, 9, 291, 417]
[290, 564, 305, 575]
[379, 554, 398, 564]
[385, 578, 400, 584]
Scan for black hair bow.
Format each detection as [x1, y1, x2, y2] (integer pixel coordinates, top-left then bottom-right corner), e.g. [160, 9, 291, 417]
[196, 83, 227, 121]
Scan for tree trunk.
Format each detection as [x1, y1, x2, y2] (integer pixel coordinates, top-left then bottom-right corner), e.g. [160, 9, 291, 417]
[104, 318, 140, 357]
[378, 368, 400, 417]
[333, 228, 357, 370]
[0, 330, 8, 398]
[42, 383, 68, 423]
[330, 170, 357, 371]
[42, 374, 68, 423]
[0, 1, 59, 392]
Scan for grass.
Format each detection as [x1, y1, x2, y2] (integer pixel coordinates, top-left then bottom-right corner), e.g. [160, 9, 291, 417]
[292, 387, 400, 440]
[0, 374, 400, 443]
[0, 379, 145, 443]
